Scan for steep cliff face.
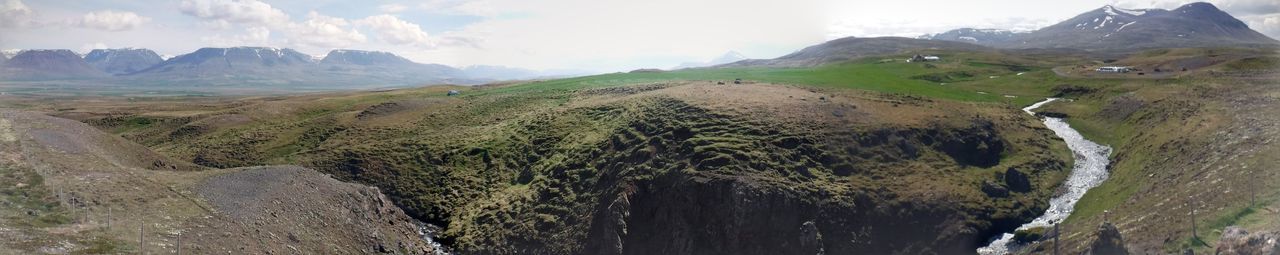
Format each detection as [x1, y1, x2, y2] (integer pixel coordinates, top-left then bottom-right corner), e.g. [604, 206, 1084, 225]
[571, 99, 1057, 254]
[586, 173, 978, 254]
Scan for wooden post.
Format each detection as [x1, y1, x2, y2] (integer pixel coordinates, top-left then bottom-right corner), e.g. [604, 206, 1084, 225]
[1189, 196, 1198, 239]
[139, 223, 145, 255]
[106, 207, 111, 230]
[1053, 223, 1060, 255]
[176, 231, 181, 255]
[1251, 173, 1257, 207]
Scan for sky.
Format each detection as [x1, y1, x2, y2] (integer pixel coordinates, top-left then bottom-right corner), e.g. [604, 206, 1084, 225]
[1, 0, 1278, 72]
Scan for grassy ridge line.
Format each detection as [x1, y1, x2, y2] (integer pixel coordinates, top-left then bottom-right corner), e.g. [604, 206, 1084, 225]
[484, 54, 1067, 106]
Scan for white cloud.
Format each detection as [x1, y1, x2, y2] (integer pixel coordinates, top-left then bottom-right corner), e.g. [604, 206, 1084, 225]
[356, 15, 434, 48]
[0, 0, 34, 28]
[404, 0, 826, 71]
[1246, 13, 1280, 39]
[75, 10, 150, 31]
[202, 26, 271, 46]
[418, 0, 495, 16]
[201, 19, 231, 30]
[285, 12, 366, 49]
[179, 0, 289, 27]
[378, 4, 408, 13]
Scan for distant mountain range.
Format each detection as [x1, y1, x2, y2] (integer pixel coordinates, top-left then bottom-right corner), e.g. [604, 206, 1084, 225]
[0, 49, 108, 80]
[721, 37, 990, 67]
[725, 2, 1277, 68]
[921, 2, 1279, 51]
[0, 47, 574, 87]
[85, 48, 164, 75]
[918, 28, 1024, 45]
[672, 51, 747, 69]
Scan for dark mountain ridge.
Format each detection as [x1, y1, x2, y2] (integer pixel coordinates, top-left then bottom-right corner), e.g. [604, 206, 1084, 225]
[923, 2, 1278, 51]
[84, 48, 164, 75]
[0, 49, 107, 80]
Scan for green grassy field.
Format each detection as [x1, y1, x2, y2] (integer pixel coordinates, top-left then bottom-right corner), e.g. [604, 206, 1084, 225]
[483, 53, 1080, 106]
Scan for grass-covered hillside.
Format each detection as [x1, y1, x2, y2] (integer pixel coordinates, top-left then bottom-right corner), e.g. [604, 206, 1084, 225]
[9, 50, 1083, 254]
[1028, 49, 1280, 254]
[6, 48, 1275, 254]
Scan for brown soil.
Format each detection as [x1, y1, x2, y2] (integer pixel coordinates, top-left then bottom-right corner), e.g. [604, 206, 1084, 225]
[0, 110, 436, 254]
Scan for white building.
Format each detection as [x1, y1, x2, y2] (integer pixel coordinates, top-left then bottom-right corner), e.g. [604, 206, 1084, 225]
[1095, 66, 1131, 73]
[908, 54, 941, 62]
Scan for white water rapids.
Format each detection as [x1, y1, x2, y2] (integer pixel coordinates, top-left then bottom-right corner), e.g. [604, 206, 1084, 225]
[977, 98, 1113, 255]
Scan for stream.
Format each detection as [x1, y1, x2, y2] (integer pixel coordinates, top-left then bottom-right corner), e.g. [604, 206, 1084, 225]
[976, 98, 1114, 254]
[416, 221, 452, 255]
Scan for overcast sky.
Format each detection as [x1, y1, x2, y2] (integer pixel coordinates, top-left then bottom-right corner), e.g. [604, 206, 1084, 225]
[1, 0, 1277, 72]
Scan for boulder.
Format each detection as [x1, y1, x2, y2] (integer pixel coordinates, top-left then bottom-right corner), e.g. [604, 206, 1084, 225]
[799, 221, 825, 255]
[1216, 226, 1280, 255]
[981, 181, 1010, 198]
[1087, 222, 1129, 255]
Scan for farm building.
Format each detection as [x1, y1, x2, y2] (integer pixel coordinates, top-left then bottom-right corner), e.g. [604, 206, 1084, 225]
[1095, 66, 1131, 73]
[908, 55, 940, 62]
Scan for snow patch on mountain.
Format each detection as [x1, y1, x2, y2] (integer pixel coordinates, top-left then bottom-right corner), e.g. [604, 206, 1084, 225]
[3, 49, 24, 59]
[1115, 22, 1136, 32]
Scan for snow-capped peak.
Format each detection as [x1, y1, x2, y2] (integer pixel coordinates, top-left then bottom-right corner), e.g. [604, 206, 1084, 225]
[1103, 5, 1119, 16]
[1102, 5, 1148, 16]
[1116, 7, 1147, 16]
[2, 49, 24, 59]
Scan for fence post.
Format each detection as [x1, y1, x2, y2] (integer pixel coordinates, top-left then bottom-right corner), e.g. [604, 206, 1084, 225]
[1251, 172, 1257, 207]
[106, 207, 111, 230]
[176, 231, 181, 255]
[1189, 196, 1198, 239]
[139, 223, 145, 255]
[1053, 222, 1059, 255]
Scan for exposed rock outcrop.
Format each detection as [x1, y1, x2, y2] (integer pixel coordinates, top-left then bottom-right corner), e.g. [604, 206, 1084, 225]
[1216, 227, 1280, 255]
[1004, 167, 1032, 193]
[1087, 222, 1129, 255]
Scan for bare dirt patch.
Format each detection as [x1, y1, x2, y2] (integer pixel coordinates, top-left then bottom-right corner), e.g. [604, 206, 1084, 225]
[0, 110, 437, 254]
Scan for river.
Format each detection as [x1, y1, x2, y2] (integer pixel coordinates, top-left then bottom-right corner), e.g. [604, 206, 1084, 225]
[977, 98, 1114, 254]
